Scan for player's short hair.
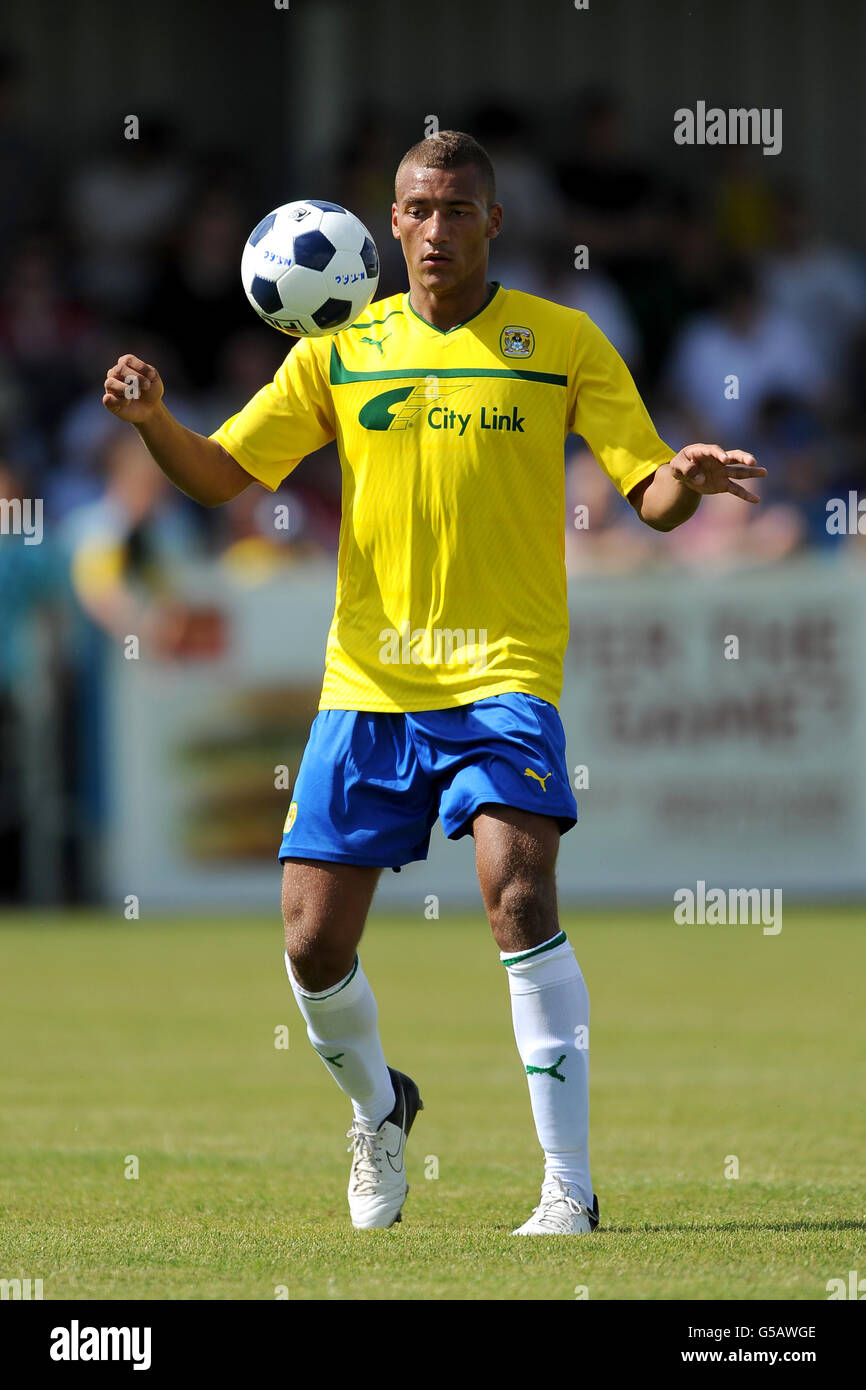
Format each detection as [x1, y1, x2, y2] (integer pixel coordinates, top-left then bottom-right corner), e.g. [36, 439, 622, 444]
[394, 130, 497, 208]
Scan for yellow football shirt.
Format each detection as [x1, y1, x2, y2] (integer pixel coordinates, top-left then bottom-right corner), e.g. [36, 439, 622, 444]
[210, 282, 674, 712]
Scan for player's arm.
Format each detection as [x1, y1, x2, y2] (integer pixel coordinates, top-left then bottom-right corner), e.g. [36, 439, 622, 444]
[566, 317, 767, 531]
[103, 355, 252, 507]
[626, 445, 767, 532]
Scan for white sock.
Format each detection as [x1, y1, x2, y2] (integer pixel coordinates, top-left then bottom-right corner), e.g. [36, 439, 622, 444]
[500, 930, 593, 1209]
[285, 952, 395, 1129]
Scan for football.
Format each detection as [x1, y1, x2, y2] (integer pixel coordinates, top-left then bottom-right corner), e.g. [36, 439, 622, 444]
[241, 199, 380, 337]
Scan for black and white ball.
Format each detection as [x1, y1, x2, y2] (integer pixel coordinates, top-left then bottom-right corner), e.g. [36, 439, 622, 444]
[241, 200, 380, 338]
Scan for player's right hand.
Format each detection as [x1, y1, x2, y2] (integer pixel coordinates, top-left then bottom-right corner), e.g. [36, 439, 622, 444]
[103, 355, 165, 423]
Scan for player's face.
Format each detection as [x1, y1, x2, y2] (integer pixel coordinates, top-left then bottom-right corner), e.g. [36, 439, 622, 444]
[392, 164, 502, 294]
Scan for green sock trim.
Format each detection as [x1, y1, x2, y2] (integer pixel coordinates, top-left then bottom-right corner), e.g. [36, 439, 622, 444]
[294, 955, 359, 1000]
[500, 930, 567, 967]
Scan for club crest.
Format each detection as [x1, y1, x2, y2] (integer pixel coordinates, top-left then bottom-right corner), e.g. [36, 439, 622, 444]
[500, 325, 534, 358]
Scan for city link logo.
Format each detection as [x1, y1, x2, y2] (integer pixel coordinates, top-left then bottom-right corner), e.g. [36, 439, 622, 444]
[359, 382, 525, 435]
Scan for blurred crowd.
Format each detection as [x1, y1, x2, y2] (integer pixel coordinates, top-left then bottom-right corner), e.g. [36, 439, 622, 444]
[1, 71, 864, 605]
[2, 52, 866, 896]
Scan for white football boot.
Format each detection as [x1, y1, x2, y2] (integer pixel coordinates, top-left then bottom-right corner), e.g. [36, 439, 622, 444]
[347, 1066, 424, 1230]
[512, 1174, 600, 1235]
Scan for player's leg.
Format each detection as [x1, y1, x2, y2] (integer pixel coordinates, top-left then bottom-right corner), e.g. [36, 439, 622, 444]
[279, 703, 431, 1130]
[278, 705, 433, 1228]
[281, 855, 424, 1229]
[473, 804, 597, 1234]
[282, 856, 397, 1129]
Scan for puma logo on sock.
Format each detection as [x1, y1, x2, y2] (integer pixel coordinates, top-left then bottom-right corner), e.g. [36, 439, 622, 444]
[526, 1053, 567, 1082]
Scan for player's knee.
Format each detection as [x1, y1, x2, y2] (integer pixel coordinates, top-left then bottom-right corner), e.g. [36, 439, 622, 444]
[281, 888, 341, 987]
[281, 878, 301, 932]
[286, 939, 353, 993]
[488, 872, 554, 941]
[280, 863, 311, 931]
[281, 896, 316, 961]
[281, 891, 315, 966]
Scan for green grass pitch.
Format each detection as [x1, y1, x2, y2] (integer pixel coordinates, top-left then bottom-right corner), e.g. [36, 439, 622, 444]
[1, 904, 864, 1300]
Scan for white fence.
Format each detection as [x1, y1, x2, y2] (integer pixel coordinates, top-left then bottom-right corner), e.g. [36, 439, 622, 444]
[105, 557, 866, 910]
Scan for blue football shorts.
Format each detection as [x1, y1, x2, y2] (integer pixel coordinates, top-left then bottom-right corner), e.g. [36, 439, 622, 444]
[278, 691, 578, 871]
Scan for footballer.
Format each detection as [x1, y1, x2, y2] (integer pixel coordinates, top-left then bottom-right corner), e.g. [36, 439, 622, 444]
[103, 131, 765, 1235]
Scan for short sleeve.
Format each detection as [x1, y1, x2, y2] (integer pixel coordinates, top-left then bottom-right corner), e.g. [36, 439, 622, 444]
[566, 312, 674, 497]
[209, 337, 336, 491]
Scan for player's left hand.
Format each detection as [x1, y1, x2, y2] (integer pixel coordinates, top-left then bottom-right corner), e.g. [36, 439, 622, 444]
[669, 444, 767, 504]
